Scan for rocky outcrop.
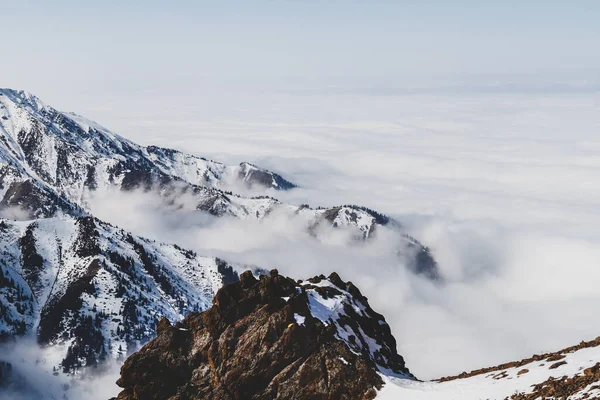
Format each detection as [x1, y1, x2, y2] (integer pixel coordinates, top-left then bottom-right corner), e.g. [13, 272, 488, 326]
[115, 270, 414, 400]
[237, 162, 296, 190]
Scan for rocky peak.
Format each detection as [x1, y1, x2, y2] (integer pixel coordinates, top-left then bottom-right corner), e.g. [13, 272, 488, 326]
[237, 162, 296, 190]
[0, 88, 52, 115]
[115, 270, 414, 400]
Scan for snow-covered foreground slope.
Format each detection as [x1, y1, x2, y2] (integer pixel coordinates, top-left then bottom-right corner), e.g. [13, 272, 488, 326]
[378, 336, 600, 399]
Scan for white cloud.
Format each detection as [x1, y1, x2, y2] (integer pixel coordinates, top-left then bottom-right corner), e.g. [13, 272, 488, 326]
[0, 340, 121, 400]
[84, 90, 600, 380]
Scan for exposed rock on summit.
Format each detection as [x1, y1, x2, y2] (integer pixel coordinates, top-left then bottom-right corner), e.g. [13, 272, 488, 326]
[115, 270, 414, 400]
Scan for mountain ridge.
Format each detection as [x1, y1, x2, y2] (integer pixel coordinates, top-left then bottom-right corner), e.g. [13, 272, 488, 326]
[0, 87, 438, 277]
[0, 87, 437, 377]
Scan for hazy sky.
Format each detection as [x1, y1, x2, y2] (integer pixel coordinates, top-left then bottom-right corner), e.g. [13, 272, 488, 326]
[1, 0, 599, 108]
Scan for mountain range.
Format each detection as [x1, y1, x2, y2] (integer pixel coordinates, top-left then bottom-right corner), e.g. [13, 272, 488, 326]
[0, 88, 435, 376]
[1, 88, 599, 399]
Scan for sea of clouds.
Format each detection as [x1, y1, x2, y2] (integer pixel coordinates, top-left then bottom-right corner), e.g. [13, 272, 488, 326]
[82, 88, 600, 380]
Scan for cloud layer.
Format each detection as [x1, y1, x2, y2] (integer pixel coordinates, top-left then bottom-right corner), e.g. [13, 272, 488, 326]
[80, 90, 600, 380]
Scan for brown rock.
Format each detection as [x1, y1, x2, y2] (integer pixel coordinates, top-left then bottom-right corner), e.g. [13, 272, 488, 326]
[115, 271, 414, 400]
[510, 363, 600, 400]
[549, 361, 567, 370]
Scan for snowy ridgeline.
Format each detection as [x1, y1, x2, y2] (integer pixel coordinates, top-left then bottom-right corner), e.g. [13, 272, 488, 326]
[0, 87, 436, 267]
[0, 88, 294, 195]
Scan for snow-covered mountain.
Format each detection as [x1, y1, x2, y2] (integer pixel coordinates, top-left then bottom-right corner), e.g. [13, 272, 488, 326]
[0, 88, 596, 399]
[0, 88, 436, 383]
[0, 88, 294, 217]
[0, 214, 241, 373]
[0, 88, 438, 278]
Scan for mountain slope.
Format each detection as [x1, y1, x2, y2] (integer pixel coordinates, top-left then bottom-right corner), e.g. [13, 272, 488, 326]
[0, 215, 240, 373]
[115, 270, 414, 400]
[0, 88, 294, 194]
[0, 88, 294, 218]
[0, 86, 440, 391]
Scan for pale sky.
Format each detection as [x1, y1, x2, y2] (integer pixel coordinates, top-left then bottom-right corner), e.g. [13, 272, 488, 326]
[1, 0, 599, 110]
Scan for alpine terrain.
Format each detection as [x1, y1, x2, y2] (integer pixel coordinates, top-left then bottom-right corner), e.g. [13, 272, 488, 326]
[0, 88, 435, 389]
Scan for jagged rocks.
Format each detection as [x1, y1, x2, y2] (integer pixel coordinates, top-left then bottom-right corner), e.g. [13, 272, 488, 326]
[18, 222, 44, 293]
[115, 271, 414, 400]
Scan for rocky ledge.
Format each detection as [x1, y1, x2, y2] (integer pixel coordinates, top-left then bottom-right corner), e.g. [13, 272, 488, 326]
[114, 270, 414, 400]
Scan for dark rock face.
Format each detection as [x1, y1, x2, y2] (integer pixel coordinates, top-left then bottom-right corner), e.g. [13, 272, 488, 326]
[0, 178, 82, 219]
[0, 262, 32, 339]
[72, 216, 101, 257]
[38, 258, 101, 345]
[115, 271, 414, 400]
[404, 238, 439, 281]
[0, 361, 11, 385]
[18, 223, 44, 293]
[216, 257, 239, 285]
